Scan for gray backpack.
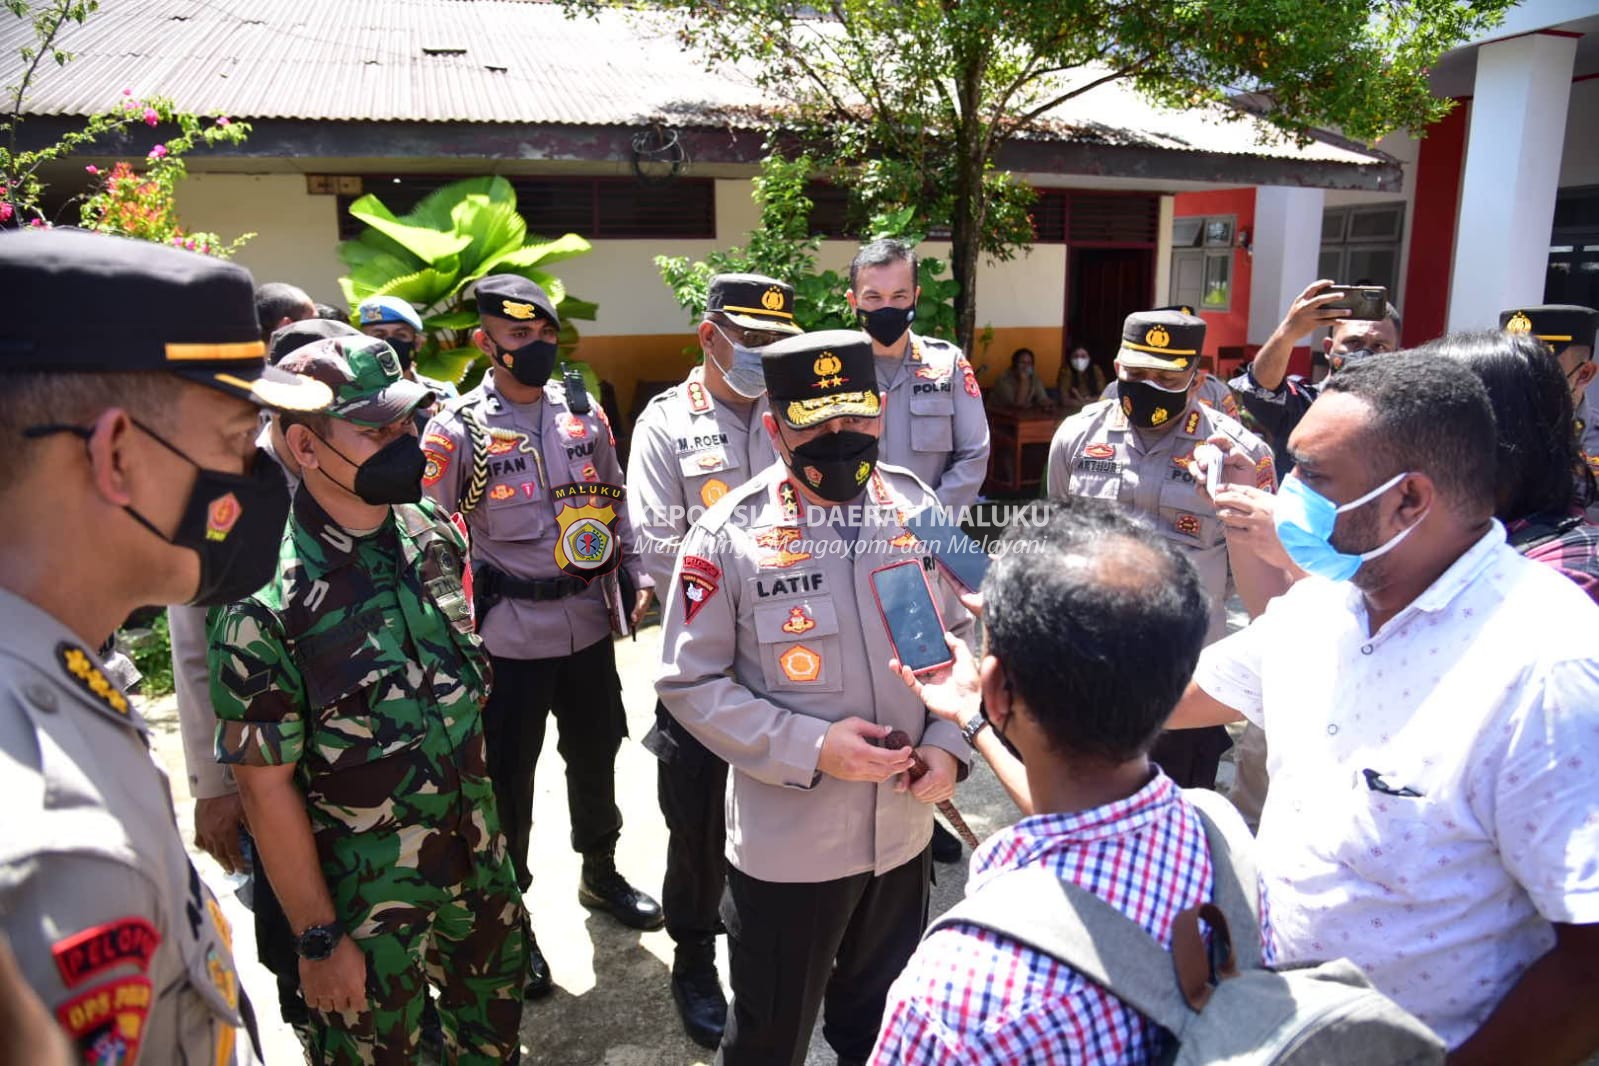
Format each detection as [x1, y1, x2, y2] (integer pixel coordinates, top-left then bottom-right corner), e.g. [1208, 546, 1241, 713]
[924, 789, 1445, 1065]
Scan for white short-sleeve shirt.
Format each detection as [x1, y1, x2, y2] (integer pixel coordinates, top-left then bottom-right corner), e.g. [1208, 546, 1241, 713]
[1195, 522, 1599, 1047]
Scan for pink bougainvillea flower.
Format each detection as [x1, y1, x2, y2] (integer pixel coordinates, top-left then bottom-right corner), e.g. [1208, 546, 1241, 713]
[216, 116, 231, 127]
[85, 164, 100, 175]
[122, 88, 133, 96]
[149, 144, 168, 159]
[143, 107, 159, 126]
[28, 218, 47, 228]
[0, 202, 13, 223]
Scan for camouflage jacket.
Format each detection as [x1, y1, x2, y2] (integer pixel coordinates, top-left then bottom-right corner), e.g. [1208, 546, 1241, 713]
[207, 487, 500, 860]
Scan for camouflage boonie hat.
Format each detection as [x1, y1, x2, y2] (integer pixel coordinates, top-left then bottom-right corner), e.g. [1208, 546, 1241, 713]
[277, 336, 434, 427]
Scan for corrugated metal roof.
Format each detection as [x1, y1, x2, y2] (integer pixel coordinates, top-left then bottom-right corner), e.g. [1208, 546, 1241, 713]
[0, 0, 1380, 165]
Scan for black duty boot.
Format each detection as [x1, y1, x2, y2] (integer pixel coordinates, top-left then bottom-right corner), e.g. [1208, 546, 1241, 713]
[931, 821, 962, 864]
[671, 940, 727, 1050]
[525, 933, 553, 1000]
[578, 852, 665, 930]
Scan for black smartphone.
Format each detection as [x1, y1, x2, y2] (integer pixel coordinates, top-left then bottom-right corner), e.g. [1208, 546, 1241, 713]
[903, 505, 989, 592]
[1322, 284, 1388, 321]
[870, 560, 954, 675]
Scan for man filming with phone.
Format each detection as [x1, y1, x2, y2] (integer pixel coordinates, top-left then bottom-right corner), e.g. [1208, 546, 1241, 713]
[656, 329, 973, 1066]
[1230, 279, 1402, 476]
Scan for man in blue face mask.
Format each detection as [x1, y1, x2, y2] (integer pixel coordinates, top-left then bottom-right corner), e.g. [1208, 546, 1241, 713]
[626, 272, 801, 1049]
[1046, 309, 1279, 791]
[1166, 352, 1599, 1061]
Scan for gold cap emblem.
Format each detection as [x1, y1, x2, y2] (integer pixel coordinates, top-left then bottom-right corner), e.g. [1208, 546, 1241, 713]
[761, 287, 786, 312]
[503, 300, 536, 321]
[814, 352, 842, 377]
[1145, 325, 1171, 349]
[1505, 311, 1532, 334]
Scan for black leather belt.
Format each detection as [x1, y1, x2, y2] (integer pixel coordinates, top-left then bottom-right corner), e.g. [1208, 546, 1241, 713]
[497, 573, 587, 602]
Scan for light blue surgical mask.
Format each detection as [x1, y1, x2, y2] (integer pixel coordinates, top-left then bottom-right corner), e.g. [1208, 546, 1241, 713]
[711, 325, 769, 399]
[1274, 470, 1425, 582]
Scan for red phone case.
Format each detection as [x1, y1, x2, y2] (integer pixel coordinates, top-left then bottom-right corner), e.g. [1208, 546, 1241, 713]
[868, 559, 954, 676]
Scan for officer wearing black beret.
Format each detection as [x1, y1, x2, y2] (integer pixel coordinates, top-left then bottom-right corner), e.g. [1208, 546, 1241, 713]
[0, 228, 331, 1065]
[422, 273, 659, 1000]
[657, 328, 973, 1064]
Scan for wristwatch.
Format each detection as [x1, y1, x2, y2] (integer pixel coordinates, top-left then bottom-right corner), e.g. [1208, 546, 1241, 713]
[294, 922, 344, 962]
[959, 709, 991, 749]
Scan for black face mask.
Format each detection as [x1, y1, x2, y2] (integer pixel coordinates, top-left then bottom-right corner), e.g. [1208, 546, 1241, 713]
[492, 337, 559, 387]
[386, 336, 415, 373]
[1115, 375, 1191, 430]
[1328, 348, 1376, 374]
[312, 430, 426, 505]
[786, 429, 878, 502]
[25, 419, 291, 606]
[857, 305, 915, 348]
[990, 702, 1025, 765]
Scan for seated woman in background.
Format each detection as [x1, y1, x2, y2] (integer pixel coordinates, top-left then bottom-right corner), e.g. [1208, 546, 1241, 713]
[987, 347, 1054, 411]
[1056, 346, 1106, 416]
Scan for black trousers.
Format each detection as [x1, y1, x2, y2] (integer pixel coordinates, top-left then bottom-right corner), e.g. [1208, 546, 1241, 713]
[1151, 725, 1233, 789]
[481, 638, 627, 892]
[244, 832, 306, 1024]
[719, 847, 931, 1066]
[652, 701, 729, 948]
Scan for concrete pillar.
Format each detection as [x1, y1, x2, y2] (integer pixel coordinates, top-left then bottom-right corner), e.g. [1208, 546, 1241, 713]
[1248, 186, 1325, 344]
[1447, 32, 1576, 330]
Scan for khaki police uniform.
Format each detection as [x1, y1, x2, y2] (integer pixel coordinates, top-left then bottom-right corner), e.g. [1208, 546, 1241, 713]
[656, 328, 973, 1065]
[422, 372, 645, 889]
[1051, 308, 1275, 792]
[630, 366, 777, 948]
[1047, 398, 1273, 644]
[0, 589, 247, 1066]
[875, 331, 990, 510]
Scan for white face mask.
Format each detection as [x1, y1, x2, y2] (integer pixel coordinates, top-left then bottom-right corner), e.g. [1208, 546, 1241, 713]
[1071, 356, 1090, 372]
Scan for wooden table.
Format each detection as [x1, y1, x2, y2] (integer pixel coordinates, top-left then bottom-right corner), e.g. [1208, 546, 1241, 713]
[984, 408, 1063, 494]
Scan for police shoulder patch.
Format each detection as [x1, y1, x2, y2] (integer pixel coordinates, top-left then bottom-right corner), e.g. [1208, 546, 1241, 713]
[56, 643, 129, 717]
[56, 975, 152, 1066]
[51, 918, 160, 989]
[680, 555, 721, 625]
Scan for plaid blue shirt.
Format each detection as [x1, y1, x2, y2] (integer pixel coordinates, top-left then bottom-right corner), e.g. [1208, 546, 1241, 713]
[870, 771, 1275, 1065]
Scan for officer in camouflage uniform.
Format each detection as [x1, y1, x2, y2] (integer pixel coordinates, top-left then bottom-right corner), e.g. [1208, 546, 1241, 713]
[208, 335, 526, 1064]
[1047, 309, 1277, 791]
[628, 273, 800, 1048]
[421, 275, 659, 999]
[0, 229, 334, 1066]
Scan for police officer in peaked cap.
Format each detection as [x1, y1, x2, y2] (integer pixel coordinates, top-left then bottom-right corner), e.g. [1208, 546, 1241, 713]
[0, 228, 331, 1064]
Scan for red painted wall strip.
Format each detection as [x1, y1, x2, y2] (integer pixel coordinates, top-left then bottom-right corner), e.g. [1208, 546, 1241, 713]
[1401, 102, 1469, 347]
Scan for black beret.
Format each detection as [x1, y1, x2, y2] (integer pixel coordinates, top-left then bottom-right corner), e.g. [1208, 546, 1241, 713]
[475, 274, 559, 330]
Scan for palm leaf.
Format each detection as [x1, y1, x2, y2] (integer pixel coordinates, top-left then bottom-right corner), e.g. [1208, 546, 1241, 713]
[347, 194, 472, 266]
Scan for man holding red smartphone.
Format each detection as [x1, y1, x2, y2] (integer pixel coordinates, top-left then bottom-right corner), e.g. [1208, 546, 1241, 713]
[656, 329, 974, 1066]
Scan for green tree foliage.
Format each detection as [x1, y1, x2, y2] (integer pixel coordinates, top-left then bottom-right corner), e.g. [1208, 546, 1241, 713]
[337, 176, 599, 388]
[657, 152, 960, 341]
[578, 0, 1511, 353]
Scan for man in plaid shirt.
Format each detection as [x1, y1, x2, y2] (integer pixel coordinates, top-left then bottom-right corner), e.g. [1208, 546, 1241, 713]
[871, 505, 1273, 1063]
